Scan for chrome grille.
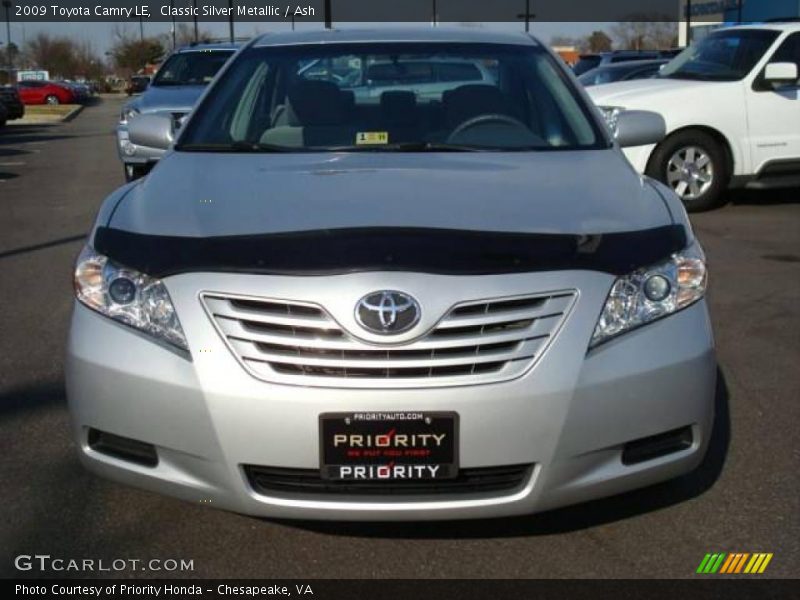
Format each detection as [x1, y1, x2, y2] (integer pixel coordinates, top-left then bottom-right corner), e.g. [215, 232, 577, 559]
[202, 290, 576, 388]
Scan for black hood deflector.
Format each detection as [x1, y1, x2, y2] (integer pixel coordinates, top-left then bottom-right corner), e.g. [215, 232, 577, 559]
[93, 225, 687, 278]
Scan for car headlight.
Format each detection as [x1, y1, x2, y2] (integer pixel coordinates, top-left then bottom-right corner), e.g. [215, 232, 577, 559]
[74, 245, 188, 351]
[120, 106, 139, 124]
[598, 105, 625, 136]
[590, 240, 707, 348]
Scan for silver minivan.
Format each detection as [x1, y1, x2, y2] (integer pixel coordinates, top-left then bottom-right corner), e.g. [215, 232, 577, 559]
[68, 29, 715, 521]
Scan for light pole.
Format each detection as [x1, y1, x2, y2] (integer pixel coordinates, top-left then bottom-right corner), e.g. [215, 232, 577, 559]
[324, 0, 332, 29]
[192, 0, 199, 42]
[228, 0, 235, 42]
[516, 0, 534, 33]
[686, 0, 692, 45]
[2, 0, 12, 73]
[139, 14, 144, 42]
[169, 0, 176, 48]
[432, 0, 437, 26]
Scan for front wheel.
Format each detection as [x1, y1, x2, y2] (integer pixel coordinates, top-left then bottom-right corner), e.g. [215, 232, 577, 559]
[45, 95, 60, 105]
[646, 130, 728, 212]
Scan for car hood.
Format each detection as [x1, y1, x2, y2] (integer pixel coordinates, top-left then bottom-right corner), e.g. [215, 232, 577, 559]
[134, 84, 206, 114]
[587, 77, 712, 106]
[107, 149, 672, 237]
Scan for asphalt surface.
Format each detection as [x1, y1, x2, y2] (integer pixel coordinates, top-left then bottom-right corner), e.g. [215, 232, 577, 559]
[1, 97, 798, 579]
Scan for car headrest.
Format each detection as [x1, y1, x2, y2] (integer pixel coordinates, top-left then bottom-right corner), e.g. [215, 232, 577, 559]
[288, 80, 347, 126]
[380, 91, 418, 125]
[443, 84, 514, 129]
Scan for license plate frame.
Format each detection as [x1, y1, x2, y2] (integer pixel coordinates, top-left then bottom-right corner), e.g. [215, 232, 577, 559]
[319, 412, 459, 481]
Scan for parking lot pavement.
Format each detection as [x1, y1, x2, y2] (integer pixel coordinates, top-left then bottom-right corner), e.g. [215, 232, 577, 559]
[0, 98, 798, 579]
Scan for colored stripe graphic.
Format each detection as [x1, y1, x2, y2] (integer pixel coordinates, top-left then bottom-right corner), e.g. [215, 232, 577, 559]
[697, 554, 713, 573]
[719, 554, 736, 573]
[699, 553, 727, 574]
[700, 553, 774, 574]
[723, 553, 749, 573]
[758, 554, 773, 573]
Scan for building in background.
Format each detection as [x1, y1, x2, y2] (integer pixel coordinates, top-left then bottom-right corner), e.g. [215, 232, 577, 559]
[552, 45, 580, 66]
[680, 0, 800, 46]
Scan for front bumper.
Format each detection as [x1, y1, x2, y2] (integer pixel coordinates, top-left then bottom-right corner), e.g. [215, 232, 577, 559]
[66, 270, 716, 520]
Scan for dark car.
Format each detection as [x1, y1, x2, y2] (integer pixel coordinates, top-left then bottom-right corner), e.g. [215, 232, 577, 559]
[0, 85, 25, 123]
[573, 50, 670, 76]
[16, 80, 75, 105]
[126, 75, 151, 96]
[57, 81, 91, 102]
[578, 59, 668, 87]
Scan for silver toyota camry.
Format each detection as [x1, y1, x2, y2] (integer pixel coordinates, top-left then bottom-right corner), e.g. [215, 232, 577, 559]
[67, 29, 716, 521]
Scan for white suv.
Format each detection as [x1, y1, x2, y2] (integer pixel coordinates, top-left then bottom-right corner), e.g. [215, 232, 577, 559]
[588, 22, 800, 211]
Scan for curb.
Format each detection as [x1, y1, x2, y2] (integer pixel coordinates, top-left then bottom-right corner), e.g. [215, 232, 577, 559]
[62, 104, 84, 122]
[7, 104, 84, 126]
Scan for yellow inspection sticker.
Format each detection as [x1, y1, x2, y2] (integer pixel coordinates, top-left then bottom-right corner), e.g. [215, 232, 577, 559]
[356, 131, 389, 145]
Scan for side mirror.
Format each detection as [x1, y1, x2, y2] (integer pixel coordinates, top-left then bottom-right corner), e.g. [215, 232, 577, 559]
[764, 62, 798, 88]
[615, 110, 666, 148]
[128, 114, 174, 150]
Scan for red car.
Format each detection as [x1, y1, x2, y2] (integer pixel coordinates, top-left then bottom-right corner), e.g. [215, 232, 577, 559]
[16, 80, 75, 105]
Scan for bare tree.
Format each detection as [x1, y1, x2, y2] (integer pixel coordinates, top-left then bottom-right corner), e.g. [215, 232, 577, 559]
[612, 18, 678, 50]
[25, 33, 79, 79]
[110, 33, 165, 77]
[586, 31, 613, 53]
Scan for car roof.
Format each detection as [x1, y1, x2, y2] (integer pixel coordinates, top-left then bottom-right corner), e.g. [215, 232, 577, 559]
[718, 22, 800, 33]
[174, 42, 242, 53]
[252, 28, 540, 48]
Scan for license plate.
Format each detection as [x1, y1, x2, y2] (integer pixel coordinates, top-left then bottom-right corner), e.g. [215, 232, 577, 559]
[320, 412, 458, 480]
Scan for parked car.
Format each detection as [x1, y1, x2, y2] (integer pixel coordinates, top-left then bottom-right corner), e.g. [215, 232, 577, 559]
[573, 50, 667, 76]
[126, 75, 150, 96]
[16, 80, 75, 105]
[578, 59, 668, 87]
[589, 22, 800, 210]
[117, 42, 239, 181]
[0, 85, 25, 123]
[59, 81, 93, 102]
[69, 28, 715, 521]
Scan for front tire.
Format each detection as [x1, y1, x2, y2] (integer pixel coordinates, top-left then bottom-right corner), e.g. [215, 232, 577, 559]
[646, 130, 728, 212]
[45, 95, 60, 105]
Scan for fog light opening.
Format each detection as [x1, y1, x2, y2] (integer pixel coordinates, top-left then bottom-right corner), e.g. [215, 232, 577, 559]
[88, 428, 158, 467]
[621, 426, 693, 466]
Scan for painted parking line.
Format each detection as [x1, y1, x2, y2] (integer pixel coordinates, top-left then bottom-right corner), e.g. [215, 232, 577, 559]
[0, 162, 26, 167]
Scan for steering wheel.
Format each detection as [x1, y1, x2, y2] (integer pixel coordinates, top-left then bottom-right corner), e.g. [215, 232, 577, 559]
[447, 113, 530, 143]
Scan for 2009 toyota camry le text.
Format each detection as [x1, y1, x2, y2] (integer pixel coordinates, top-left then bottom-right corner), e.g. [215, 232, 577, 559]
[66, 28, 716, 521]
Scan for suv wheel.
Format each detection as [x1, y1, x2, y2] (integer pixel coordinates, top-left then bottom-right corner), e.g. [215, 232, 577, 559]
[124, 163, 151, 182]
[647, 130, 727, 212]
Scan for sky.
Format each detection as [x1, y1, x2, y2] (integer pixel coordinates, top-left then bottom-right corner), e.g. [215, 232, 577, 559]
[2, 21, 616, 57]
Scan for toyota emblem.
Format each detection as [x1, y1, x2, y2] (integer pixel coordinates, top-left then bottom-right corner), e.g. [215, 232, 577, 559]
[355, 291, 420, 335]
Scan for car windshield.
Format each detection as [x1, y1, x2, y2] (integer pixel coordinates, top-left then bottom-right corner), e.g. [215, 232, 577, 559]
[178, 42, 604, 153]
[578, 67, 614, 86]
[659, 29, 780, 81]
[152, 50, 234, 86]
